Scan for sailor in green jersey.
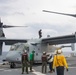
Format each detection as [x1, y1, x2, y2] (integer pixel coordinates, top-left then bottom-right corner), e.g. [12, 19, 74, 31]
[29, 50, 35, 72]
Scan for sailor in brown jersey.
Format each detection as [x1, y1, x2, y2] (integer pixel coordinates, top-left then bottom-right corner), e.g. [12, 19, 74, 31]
[41, 52, 47, 73]
[21, 50, 29, 74]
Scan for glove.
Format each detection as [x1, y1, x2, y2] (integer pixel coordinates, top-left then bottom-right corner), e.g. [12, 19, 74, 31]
[52, 69, 55, 72]
[66, 68, 68, 71]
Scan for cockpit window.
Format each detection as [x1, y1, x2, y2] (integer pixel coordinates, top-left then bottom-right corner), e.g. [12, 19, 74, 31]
[10, 43, 29, 52]
[10, 46, 14, 51]
[10, 44, 25, 51]
[16, 44, 25, 50]
[24, 46, 29, 52]
[10, 45, 19, 51]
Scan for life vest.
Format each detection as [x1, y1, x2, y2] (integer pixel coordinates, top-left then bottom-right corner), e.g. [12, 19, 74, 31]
[48, 56, 53, 62]
[42, 55, 47, 62]
[22, 53, 28, 62]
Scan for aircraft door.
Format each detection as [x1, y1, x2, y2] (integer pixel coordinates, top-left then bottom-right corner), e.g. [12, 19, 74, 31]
[34, 44, 42, 63]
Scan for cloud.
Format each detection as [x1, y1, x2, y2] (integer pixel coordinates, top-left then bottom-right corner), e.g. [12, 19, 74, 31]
[1, 0, 76, 25]
[0, 0, 12, 3]
[0, 0, 18, 17]
[0, 0, 76, 51]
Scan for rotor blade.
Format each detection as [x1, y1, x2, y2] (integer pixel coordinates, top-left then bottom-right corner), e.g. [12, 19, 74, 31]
[2, 25, 28, 28]
[43, 10, 76, 17]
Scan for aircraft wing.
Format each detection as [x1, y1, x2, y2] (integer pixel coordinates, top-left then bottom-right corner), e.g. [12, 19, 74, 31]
[41, 33, 76, 45]
[0, 38, 27, 45]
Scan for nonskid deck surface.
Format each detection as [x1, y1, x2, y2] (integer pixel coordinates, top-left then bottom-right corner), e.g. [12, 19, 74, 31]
[0, 56, 76, 75]
[0, 62, 76, 75]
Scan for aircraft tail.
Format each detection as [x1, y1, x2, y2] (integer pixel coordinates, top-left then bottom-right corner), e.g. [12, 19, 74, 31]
[71, 43, 75, 51]
[60, 43, 75, 51]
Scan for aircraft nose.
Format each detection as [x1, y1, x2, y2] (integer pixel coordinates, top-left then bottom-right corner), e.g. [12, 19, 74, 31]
[6, 51, 21, 62]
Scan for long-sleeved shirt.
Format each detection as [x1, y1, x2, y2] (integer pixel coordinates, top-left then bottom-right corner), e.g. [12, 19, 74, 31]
[53, 54, 68, 69]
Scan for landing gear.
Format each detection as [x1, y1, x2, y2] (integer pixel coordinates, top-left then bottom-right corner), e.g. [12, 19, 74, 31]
[10, 62, 16, 68]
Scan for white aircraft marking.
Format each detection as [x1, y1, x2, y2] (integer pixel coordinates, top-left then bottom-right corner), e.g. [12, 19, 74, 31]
[0, 68, 19, 72]
[4, 70, 12, 72]
[32, 69, 46, 75]
[33, 72, 46, 75]
[0, 69, 4, 71]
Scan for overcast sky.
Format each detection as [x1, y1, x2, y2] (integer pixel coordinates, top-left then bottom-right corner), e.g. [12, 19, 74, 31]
[0, 0, 76, 52]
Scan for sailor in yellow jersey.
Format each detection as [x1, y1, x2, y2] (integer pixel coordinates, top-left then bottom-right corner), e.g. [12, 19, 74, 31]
[53, 48, 68, 75]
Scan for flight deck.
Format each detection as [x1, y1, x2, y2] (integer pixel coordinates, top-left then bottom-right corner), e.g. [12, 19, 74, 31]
[0, 57, 76, 75]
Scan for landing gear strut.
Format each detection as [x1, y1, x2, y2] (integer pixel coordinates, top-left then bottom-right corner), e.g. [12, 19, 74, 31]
[10, 62, 16, 68]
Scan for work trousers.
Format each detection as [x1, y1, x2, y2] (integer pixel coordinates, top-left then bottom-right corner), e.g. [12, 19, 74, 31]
[48, 62, 53, 71]
[22, 61, 29, 74]
[30, 60, 33, 71]
[42, 62, 47, 73]
[56, 66, 64, 75]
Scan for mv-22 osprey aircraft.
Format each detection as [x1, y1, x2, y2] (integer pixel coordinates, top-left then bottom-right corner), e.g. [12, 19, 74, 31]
[0, 16, 76, 68]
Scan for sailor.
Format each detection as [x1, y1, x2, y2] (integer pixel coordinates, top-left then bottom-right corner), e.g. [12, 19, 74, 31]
[38, 29, 42, 38]
[47, 53, 53, 73]
[52, 48, 68, 75]
[29, 50, 35, 72]
[21, 50, 29, 74]
[41, 51, 47, 73]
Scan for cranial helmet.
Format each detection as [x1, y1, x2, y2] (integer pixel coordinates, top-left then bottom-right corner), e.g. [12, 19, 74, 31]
[32, 50, 35, 53]
[57, 49, 62, 54]
[43, 51, 46, 54]
[24, 50, 27, 53]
